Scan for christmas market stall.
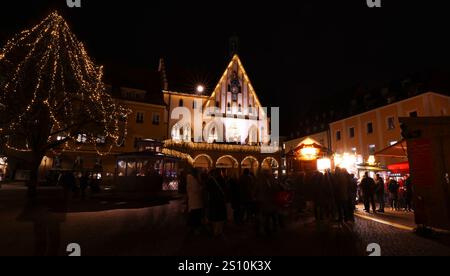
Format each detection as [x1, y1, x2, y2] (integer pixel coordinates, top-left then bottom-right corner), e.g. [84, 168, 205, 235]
[114, 139, 181, 193]
[286, 138, 332, 174]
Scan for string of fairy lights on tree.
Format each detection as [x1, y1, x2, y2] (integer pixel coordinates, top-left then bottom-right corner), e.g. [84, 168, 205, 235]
[0, 12, 130, 156]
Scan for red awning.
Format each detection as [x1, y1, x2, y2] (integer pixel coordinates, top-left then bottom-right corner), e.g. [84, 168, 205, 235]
[375, 140, 408, 158]
[388, 161, 410, 174]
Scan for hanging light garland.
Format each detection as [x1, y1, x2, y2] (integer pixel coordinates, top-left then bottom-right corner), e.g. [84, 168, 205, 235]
[0, 11, 130, 156]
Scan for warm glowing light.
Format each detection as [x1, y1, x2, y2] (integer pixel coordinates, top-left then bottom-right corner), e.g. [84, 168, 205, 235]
[0, 12, 130, 155]
[317, 158, 331, 173]
[368, 155, 376, 166]
[334, 152, 357, 174]
[196, 85, 205, 94]
[300, 146, 319, 160]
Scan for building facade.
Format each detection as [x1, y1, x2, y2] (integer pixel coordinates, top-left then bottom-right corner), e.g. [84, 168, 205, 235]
[329, 92, 450, 167]
[163, 55, 280, 175]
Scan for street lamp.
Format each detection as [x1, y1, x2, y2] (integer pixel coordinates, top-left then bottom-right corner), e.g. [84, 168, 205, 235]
[196, 85, 205, 94]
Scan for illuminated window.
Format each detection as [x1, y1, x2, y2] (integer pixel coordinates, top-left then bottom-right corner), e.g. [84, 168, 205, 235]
[96, 136, 106, 144]
[77, 134, 87, 143]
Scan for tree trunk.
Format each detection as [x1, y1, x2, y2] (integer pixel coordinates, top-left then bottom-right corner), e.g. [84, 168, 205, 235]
[27, 153, 44, 198]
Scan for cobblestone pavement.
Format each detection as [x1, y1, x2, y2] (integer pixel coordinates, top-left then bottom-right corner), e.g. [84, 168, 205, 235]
[1, 187, 450, 256]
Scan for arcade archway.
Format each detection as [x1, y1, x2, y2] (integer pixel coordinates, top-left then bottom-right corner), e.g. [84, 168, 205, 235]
[262, 157, 279, 177]
[241, 156, 259, 175]
[193, 154, 213, 170]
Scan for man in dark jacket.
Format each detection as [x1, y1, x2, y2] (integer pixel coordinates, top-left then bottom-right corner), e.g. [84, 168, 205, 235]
[375, 174, 385, 213]
[360, 172, 376, 213]
[388, 178, 400, 210]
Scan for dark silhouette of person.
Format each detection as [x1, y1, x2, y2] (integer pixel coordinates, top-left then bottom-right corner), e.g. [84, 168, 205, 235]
[404, 175, 413, 212]
[375, 174, 385, 213]
[360, 172, 376, 213]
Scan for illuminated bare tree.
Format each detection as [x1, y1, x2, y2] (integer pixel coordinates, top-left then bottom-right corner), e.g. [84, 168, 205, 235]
[0, 12, 129, 195]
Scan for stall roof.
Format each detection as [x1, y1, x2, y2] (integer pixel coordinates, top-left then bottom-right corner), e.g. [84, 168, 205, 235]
[356, 165, 386, 172]
[375, 140, 408, 158]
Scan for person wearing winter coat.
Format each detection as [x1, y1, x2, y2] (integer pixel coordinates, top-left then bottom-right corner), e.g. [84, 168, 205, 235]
[187, 168, 204, 233]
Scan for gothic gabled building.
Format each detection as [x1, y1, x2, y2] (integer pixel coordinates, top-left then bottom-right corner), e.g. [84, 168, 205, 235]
[163, 55, 281, 176]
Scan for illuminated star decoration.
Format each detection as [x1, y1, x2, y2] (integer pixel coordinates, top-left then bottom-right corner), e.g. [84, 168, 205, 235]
[0, 11, 130, 155]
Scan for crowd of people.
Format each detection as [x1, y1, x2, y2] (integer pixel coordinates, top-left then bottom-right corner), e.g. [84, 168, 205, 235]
[295, 168, 358, 223]
[57, 171, 101, 200]
[181, 166, 415, 238]
[181, 166, 289, 238]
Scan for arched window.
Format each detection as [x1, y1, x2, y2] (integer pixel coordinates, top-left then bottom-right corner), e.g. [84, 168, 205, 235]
[227, 102, 231, 112]
[179, 99, 184, 107]
[238, 104, 242, 113]
[249, 104, 253, 114]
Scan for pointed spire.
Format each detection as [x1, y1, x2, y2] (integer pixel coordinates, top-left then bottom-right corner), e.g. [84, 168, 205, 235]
[229, 34, 239, 59]
[158, 58, 168, 91]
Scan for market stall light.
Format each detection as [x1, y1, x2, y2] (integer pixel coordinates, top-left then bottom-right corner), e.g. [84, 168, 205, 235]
[368, 155, 376, 166]
[317, 158, 331, 173]
[300, 146, 319, 160]
[334, 152, 357, 174]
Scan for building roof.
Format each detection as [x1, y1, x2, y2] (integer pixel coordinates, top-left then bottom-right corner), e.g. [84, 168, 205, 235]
[103, 62, 165, 105]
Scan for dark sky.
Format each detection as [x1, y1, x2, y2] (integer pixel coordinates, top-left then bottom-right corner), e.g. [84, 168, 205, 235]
[1, 0, 450, 134]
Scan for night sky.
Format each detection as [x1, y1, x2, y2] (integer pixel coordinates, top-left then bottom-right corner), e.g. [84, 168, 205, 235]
[1, 0, 450, 135]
